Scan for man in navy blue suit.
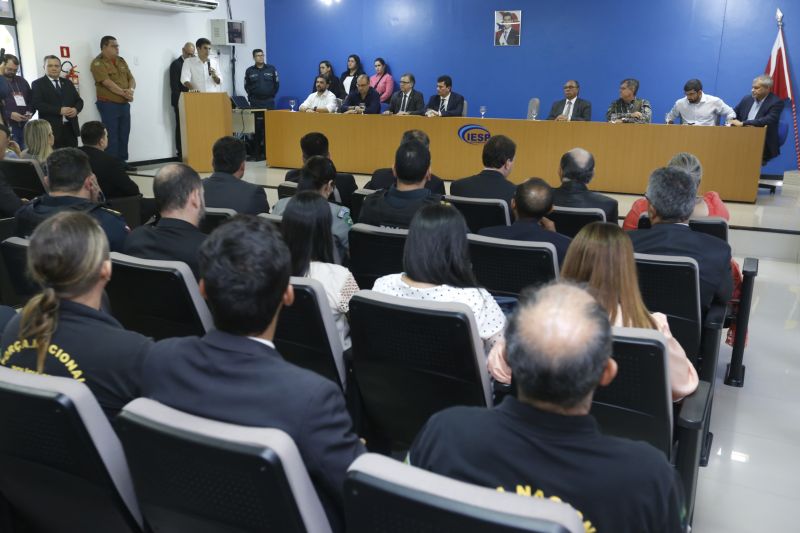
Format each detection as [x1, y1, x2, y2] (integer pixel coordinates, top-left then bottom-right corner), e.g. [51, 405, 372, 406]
[730, 74, 785, 164]
[425, 75, 465, 117]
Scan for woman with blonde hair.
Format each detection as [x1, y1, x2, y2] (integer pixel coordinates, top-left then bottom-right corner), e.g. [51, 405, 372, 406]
[0, 211, 151, 418]
[21, 118, 54, 172]
[489, 222, 698, 401]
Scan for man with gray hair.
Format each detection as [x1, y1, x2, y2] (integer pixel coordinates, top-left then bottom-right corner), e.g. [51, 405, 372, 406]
[123, 163, 207, 278]
[409, 282, 686, 533]
[606, 78, 651, 123]
[730, 74, 785, 164]
[629, 166, 733, 309]
[551, 147, 618, 222]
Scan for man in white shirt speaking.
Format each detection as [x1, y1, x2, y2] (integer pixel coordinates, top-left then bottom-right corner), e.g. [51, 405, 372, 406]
[180, 38, 223, 93]
[665, 79, 735, 126]
[298, 76, 337, 113]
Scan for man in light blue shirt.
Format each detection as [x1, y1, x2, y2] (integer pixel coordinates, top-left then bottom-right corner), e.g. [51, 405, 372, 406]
[665, 79, 735, 126]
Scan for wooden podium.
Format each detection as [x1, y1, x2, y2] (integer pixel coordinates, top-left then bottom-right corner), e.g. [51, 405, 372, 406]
[179, 92, 233, 172]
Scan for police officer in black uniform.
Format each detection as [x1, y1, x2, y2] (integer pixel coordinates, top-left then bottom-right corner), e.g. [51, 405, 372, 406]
[244, 49, 279, 109]
[14, 147, 128, 251]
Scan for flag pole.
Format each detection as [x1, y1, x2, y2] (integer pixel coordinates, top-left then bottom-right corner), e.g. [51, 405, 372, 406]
[777, 9, 800, 171]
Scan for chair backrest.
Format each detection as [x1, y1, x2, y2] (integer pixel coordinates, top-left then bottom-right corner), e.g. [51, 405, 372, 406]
[461, 100, 468, 117]
[444, 194, 510, 233]
[106, 195, 142, 229]
[348, 223, 408, 289]
[634, 253, 702, 360]
[116, 398, 332, 533]
[0, 159, 47, 200]
[591, 327, 673, 457]
[0, 236, 38, 306]
[275, 277, 346, 390]
[350, 188, 377, 223]
[278, 180, 299, 200]
[527, 97, 540, 120]
[106, 253, 213, 340]
[467, 234, 558, 297]
[258, 212, 283, 228]
[199, 207, 236, 234]
[0, 367, 143, 533]
[345, 454, 584, 533]
[688, 217, 728, 242]
[349, 290, 491, 451]
[547, 206, 605, 238]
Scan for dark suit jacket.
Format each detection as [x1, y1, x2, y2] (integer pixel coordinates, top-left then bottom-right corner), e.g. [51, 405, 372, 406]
[478, 219, 571, 265]
[142, 330, 365, 532]
[426, 92, 465, 117]
[495, 27, 520, 45]
[450, 169, 516, 209]
[79, 146, 140, 199]
[629, 223, 733, 309]
[733, 92, 785, 162]
[366, 167, 445, 195]
[551, 180, 618, 223]
[387, 89, 425, 115]
[340, 86, 381, 114]
[31, 75, 83, 139]
[547, 98, 592, 121]
[0, 169, 22, 217]
[285, 169, 357, 209]
[202, 172, 269, 215]
[123, 218, 207, 278]
[169, 56, 188, 107]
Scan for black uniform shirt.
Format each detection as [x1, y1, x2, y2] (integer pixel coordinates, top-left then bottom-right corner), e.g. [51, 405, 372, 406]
[358, 186, 442, 229]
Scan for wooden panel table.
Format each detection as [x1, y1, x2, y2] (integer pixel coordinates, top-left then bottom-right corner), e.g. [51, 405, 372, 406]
[180, 92, 233, 173]
[265, 111, 766, 202]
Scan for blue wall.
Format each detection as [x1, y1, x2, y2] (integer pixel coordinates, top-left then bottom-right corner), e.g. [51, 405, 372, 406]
[265, 0, 800, 174]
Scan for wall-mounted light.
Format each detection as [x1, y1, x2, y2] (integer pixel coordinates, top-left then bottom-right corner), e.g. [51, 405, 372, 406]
[321, 0, 342, 6]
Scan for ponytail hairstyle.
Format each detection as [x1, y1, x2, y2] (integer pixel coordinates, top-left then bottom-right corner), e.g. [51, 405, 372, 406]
[19, 212, 109, 372]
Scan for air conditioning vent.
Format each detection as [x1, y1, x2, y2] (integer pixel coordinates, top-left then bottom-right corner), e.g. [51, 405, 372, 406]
[101, 0, 219, 13]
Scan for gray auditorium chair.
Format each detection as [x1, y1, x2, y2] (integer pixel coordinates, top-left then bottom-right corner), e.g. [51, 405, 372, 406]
[275, 277, 346, 390]
[0, 367, 144, 533]
[349, 290, 491, 452]
[349, 188, 377, 223]
[468, 234, 558, 297]
[345, 453, 584, 533]
[278, 180, 299, 200]
[0, 236, 37, 306]
[0, 159, 47, 200]
[116, 398, 332, 533]
[200, 206, 237, 234]
[638, 214, 729, 242]
[444, 194, 510, 233]
[106, 253, 213, 339]
[547, 206, 605, 238]
[348, 223, 408, 289]
[258, 212, 283, 228]
[527, 97, 541, 120]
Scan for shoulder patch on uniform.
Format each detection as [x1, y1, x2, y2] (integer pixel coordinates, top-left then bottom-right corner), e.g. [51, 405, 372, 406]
[100, 206, 122, 216]
[93, 61, 102, 67]
[337, 206, 350, 219]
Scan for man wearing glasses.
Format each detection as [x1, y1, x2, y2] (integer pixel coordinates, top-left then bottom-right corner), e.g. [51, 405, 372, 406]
[384, 73, 425, 115]
[547, 80, 592, 121]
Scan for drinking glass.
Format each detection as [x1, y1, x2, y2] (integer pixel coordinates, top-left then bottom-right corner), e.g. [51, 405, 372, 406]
[610, 113, 618, 123]
[358, 102, 366, 114]
[289, 99, 296, 112]
[479, 105, 487, 119]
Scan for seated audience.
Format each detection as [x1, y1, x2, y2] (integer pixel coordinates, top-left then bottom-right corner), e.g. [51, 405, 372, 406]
[478, 178, 571, 265]
[299, 76, 338, 113]
[383, 72, 425, 115]
[123, 163, 207, 278]
[373, 204, 505, 353]
[0, 124, 23, 217]
[282, 192, 359, 350]
[450, 134, 517, 210]
[409, 282, 686, 533]
[0, 212, 151, 419]
[285, 132, 357, 208]
[339, 74, 381, 114]
[365, 129, 445, 194]
[20, 119, 53, 173]
[424, 75, 465, 117]
[623, 152, 729, 230]
[79, 121, 156, 223]
[369, 57, 394, 103]
[489, 222, 698, 401]
[203, 136, 268, 215]
[273, 156, 352, 257]
[629, 167, 733, 309]
[14, 148, 128, 251]
[359, 139, 443, 229]
[551, 147, 618, 223]
[142, 215, 364, 532]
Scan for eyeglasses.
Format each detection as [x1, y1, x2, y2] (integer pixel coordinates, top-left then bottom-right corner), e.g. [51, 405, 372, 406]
[399, 80, 411, 84]
[563, 85, 577, 89]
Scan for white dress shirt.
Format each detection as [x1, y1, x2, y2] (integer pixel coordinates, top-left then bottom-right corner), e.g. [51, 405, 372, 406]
[299, 90, 338, 113]
[180, 56, 224, 93]
[665, 92, 735, 126]
[561, 97, 577, 120]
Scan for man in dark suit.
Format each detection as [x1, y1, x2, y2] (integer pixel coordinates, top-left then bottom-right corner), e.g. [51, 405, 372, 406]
[169, 42, 194, 159]
[547, 80, 592, 121]
[479, 178, 571, 265]
[339, 75, 381, 114]
[551, 148, 618, 223]
[384, 72, 425, 115]
[629, 167, 733, 310]
[31, 55, 83, 148]
[124, 163, 207, 278]
[450, 134, 517, 209]
[141, 216, 365, 532]
[425, 75, 465, 117]
[366, 129, 445, 194]
[284, 132, 357, 208]
[202, 136, 269, 214]
[730, 74, 786, 164]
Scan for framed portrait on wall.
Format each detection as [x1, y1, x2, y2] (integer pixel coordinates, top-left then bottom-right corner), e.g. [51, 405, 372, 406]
[494, 11, 521, 46]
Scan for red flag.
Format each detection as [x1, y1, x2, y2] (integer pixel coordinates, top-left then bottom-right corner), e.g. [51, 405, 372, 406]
[765, 24, 793, 101]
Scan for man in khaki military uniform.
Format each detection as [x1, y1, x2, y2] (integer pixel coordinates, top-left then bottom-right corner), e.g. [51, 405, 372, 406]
[90, 35, 136, 171]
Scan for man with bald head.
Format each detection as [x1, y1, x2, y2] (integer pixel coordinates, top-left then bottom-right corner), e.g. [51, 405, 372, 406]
[170, 42, 196, 158]
[409, 282, 686, 533]
[551, 147, 618, 223]
[340, 74, 381, 114]
[478, 178, 571, 264]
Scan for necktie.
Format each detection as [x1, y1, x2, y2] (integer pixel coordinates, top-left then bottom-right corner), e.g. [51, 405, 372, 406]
[53, 79, 61, 94]
[439, 98, 446, 114]
[401, 93, 407, 113]
[564, 100, 572, 121]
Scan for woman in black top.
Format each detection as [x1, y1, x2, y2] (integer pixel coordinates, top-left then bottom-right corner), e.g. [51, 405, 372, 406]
[314, 60, 345, 99]
[339, 54, 364, 96]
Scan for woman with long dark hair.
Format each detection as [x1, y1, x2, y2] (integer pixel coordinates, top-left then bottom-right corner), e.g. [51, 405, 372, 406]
[340, 54, 364, 96]
[373, 203, 505, 353]
[314, 59, 345, 99]
[370, 57, 394, 103]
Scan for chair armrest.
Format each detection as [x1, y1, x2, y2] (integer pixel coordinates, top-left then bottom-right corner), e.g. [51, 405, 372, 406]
[703, 302, 727, 330]
[742, 257, 759, 278]
[677, 380, 712, 430]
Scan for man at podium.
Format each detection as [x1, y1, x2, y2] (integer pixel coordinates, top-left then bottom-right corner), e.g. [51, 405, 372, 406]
[180, 38, 223, 93]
